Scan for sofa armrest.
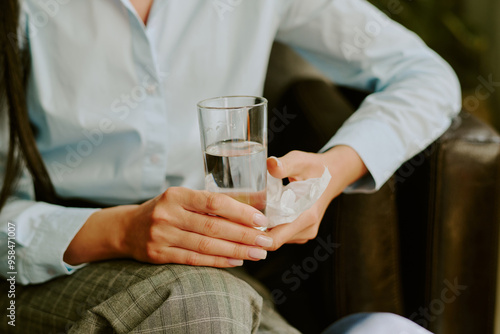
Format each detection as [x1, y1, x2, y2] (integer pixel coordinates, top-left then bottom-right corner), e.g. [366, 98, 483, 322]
[396, 112, 500, 334]
[260, 78, 500, 334]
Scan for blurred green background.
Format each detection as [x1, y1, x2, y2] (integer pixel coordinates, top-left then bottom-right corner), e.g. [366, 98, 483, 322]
[369, 0, 500, 131]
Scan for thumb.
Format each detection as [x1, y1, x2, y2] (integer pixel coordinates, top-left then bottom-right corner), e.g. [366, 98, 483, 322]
[267, 151, 305, 180]
[267, 156, 286, 179]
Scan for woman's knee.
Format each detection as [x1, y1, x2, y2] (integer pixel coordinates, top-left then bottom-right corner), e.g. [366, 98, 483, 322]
[156, 265, 264, 331]
[78, 263, 264, 333]
[322, 312, 432, 334]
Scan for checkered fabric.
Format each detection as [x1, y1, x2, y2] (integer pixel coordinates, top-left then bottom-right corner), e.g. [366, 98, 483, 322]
[0, 260, 300, 333]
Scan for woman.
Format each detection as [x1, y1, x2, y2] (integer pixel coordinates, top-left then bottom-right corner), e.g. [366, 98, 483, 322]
[1, 0, 459, 332]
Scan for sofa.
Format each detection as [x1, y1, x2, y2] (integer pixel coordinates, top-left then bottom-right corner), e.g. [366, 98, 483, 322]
[245, 43, 500, 334]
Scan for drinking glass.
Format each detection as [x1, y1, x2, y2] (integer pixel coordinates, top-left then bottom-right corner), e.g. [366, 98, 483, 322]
[197, 96, 267, 229]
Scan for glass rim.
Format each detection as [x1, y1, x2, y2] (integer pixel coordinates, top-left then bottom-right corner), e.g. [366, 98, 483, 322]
[197, 95, 268, 110]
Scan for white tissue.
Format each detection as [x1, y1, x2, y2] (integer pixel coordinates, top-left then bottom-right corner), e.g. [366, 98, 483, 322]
[266, 167, 331, 228]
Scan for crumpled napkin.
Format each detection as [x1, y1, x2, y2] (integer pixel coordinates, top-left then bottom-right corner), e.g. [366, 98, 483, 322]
[266, 167, 331, 228]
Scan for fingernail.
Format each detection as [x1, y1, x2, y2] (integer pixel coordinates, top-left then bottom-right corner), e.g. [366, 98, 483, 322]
[228, 259, 244, 266]
[255, 235, 273, 248]
[270, 156, 282, 168]
[253, 213, 268, 227]
[249, 248, 267, 260]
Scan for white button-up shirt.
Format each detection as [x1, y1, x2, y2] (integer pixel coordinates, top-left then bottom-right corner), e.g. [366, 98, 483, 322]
[0, 0, 461, 284]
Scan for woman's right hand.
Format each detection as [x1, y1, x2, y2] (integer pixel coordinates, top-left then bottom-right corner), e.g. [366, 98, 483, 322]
[64, 187, 273, 268]
[123, 187, 273, 267]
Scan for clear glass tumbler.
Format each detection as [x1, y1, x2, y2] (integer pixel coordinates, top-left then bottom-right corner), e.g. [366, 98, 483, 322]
[197, 96, 268, 225]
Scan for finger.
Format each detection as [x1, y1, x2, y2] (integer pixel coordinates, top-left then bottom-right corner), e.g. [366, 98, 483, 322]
[266, 210, 320, 250]
[266, 220, 306, 250]
[267, 151, 322, 181]
[170, 230, 268, 261]
[161, 247, 245, 268]
[178, 189, 269, 228]
[287, 239, 309, 244]
[287, 224, 319, 244]
[180, 210, 274, 248]
[267, 153, 302, 180]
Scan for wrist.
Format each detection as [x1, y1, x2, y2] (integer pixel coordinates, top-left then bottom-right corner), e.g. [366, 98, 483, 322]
[63, 204, 139, 265]
[320, 145, 368, 199]
[105, 204, 139, 259]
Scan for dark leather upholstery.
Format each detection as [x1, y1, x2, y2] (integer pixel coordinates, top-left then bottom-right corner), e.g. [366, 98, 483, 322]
[246, 79, 500, 334]
[397, 112, 500, 334]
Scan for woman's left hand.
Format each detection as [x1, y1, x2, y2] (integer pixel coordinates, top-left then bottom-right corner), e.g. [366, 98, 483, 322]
[265, 146, 368, 250]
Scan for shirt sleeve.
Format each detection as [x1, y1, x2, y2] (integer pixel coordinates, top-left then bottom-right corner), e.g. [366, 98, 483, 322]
[0, 10, 98, 284]
[276, 0, 462, 192]
[0, 192, 98, 285]
[0, 152, 99, 285]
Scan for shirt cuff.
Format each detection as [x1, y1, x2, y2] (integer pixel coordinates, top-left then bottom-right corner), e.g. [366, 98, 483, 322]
[320, 118, 406, 193]
[64, 262, 88, 273]
[16, 204, 99, 284]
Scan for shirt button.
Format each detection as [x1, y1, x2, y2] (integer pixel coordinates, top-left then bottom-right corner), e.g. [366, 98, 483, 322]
[146, 85, 157, 94]
[150, 154, 160, 164]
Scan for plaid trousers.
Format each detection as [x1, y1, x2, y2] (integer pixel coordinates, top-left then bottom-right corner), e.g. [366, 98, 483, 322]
[0, 260, 300, 333]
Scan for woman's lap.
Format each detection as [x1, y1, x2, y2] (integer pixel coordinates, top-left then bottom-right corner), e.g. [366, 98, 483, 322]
[1, 260, 299, 333]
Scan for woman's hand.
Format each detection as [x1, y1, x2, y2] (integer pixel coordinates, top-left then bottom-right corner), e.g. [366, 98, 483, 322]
[265, 145, 368, 250]
[63, 146, 366, 267]
[64, 188, 273, 268]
